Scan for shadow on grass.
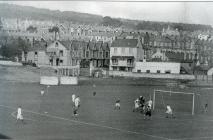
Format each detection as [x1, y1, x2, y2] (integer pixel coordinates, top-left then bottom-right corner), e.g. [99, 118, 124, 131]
[0, 133, 11, 139]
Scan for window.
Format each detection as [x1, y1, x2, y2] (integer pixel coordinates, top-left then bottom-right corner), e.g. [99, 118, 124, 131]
[129, 48, 133, 54]
[112, 59, 118, 65]
[59, 50, 63, 56]
[86, 51, 89, 58]
[113, 67, 117, 71]
[93, 51, 95, 58]
[55, 42, 58, 47]
[99, 52, 102, 58]
[154, 41, 157, 46]
[106, 52, 109, 58]
[122, 48, 125, 53]
[35, 52, 38, 55]
[157, 70, 161, 73]
[127, 59, 132, 63]
[114, 48, 117, 54]
[128, 68, 132, 72]
[79, 52, 82, 57]
[54, 52, 56, 55]
[165, 70, 171, 74]
[83, 50, 86, 57]
[146, 70, 150, 73]
[60, 60, 63, 63]
[137, 70, 141, 73]
[119, 67, 126, 71]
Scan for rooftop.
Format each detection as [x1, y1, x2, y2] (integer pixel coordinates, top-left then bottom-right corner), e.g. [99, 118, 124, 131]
[111, 39, 138, 48]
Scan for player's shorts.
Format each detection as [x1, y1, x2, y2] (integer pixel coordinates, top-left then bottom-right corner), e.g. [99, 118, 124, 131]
[145, 111, 151, 116]
[41, 91, 44, 95]
[115, 103, 120, 107]
[166, 110, 172, 114]
[17, 114, 23, 120]
[75, 104, 80, 108]
[135, 104, 139, 108]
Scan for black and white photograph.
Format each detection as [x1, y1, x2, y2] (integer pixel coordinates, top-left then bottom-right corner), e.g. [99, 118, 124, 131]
[0, 1, 213, 139]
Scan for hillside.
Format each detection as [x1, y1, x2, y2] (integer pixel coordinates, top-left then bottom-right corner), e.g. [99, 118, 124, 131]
[0, 3, 212, 32]
[0, 3, 103, 24]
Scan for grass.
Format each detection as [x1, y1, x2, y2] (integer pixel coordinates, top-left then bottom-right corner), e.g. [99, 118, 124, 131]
[0, 77, 213, 140]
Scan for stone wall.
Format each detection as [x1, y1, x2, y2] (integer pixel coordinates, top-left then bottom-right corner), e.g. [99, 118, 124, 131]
[109, 71, 195, 80]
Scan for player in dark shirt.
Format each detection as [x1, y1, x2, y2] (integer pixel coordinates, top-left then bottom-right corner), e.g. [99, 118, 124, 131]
[144, 106, 152, 120]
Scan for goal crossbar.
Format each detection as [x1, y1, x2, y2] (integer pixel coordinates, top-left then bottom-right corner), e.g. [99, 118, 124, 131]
[154, 90, 194, 95]
[153, 89, 195, 115]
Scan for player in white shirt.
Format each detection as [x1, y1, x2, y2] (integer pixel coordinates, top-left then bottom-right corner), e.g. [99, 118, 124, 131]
[165, 104, 175, 118]
[147, 99, 152, 108]
[40, 89, 45, 96]
[16, 106, 24, 123]
[73, 96, 80, 116]
[133, 98, 140, 112]
[72, 94, 76, 103]
[74, 96, 80, 107]
[114, 99, 121, 110]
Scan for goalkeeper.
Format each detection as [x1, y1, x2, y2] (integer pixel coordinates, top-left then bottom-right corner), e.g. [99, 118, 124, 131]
[165, 104, 175, 118]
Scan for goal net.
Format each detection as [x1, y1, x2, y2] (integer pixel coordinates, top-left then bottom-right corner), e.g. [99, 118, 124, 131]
[153, 89, 195, 115]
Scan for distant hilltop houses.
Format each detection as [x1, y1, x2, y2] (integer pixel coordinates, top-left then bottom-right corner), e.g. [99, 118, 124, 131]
[1, 17, 213, 76]
[0, 18, 122, 43]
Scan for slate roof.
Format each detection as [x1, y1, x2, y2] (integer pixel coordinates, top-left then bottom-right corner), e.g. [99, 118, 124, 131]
[28, 40, 50, 51]
[95, 41, 103, 50]
[59, 40, 72, 50]
[102, 42, 109, 50]
[88, 41, 96, 50]
[71, 40, 82, 50]
[111, 39, 138, 48]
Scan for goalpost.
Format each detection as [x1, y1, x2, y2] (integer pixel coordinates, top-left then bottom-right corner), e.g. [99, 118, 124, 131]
[153, 89, 195, 115]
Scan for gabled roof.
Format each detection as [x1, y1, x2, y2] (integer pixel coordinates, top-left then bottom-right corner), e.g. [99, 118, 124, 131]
[88, 41, 96, 50]
[28, 40, 49, 51]
[81, 41, 88, 49]
[111, 39, 138, 48]
[59, 40, 72, 50]
[102, 42, 109, 50]
[95, 41, 103, 50]
[71, 40, 82, 50]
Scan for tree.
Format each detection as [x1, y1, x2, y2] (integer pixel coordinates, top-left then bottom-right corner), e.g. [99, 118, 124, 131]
[26, 25, 37, 33]
[49, 26, 60, 40]
[0, 37, 30, 59]
[101, 16, 122, 27]
[0, 18, 3, 31]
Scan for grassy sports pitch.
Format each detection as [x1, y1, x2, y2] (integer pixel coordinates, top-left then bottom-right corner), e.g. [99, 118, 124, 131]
[0, 78, 213, 140]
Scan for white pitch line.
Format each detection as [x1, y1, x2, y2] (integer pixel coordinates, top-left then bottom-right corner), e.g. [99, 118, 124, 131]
[11, 111, 38, 122]
[201, 88, 213, 90]
[173, 136, 213, 140]
[10, 109, 78, 126]
[0, 104, 170, 140]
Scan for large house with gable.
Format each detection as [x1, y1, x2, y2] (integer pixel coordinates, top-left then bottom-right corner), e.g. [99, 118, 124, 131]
[22, 40, 72, 67]
[109, 38, 144, 72]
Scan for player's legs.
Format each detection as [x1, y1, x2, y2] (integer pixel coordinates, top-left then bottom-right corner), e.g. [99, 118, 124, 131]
[117, 103, 120, 109]
[115, 103, 120, 110]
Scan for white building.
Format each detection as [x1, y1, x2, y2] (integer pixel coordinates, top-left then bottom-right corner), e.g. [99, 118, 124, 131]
[133, 62, 180, 74]
[22, 40, 72, 67]
[109, 38, 144, 72]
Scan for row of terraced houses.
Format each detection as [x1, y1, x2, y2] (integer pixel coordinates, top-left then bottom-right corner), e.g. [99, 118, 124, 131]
[22, 32, 213, 76]
[22, 40, 110, 68]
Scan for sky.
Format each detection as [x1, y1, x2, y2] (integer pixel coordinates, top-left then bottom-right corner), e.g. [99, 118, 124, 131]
[1, 1, 213, 26]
